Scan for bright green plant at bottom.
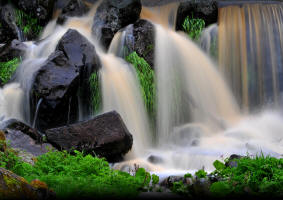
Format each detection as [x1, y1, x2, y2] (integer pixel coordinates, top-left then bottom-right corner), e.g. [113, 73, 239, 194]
[0, 144, 159, 199]
[0, 58, 20, 84]
[126, 52, 156, 118]
[182, 16, 205, 40]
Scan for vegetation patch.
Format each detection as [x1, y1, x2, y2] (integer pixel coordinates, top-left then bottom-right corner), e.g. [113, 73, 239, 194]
[182, 16, 205, 40]
[0, 58, 20, 84]
[0, 140, 158, 199]
[126, 52, 156, 118]
[89, 72, 102, 114]
[15, 9, 43, 40]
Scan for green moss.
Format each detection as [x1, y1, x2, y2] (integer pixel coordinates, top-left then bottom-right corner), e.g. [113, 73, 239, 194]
[89, 72, 101, 114]
[182, 16, 205, 40]
[126, 52, 156, 119]
[15, 9, 43, 39]
[0, 58, 20, 84]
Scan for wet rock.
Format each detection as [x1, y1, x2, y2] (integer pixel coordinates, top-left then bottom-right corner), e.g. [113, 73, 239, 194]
[0, 39, 27, 62]
[147, 155, 164, 164]
[0, 5, 20, 43]
[0, 167, 55, 199]
[0, 119, 54, 158]
[176, 0, 218, 31]
[31, 50, 79, 131]
[225, 154, 243, 168]
[31, 29, 100, 131]
[57, 0, 90, 25]
[92, 0, 142, 50]
[12, 0, 55, 26]
[45, 111, 133, 162]
[124, 19, 155, 68]
[160, 176, 185, 188]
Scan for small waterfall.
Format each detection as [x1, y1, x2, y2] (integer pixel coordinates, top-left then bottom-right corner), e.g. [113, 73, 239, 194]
[100, 53, 152, 158]
[140, 2, 179, 29]
[218, 3, 283, 110]
[199, 23, 218, 59]
[32, 98, 43, 129]
[155, 24, 240, 145]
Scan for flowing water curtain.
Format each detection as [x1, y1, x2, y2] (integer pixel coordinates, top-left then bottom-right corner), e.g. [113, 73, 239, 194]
[218, 3, 283, 111]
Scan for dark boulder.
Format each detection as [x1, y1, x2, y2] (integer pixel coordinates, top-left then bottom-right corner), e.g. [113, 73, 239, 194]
[12, 0, 55, 26]
[0, 167, 55, 199]
[56, 29, 101, 119]
[31, 50, 80, 131]
[123, 19, 155, 68]
[147, 154, 164, 164]
[0, 39, 27, 62]
[0, 5, 21, 43]
[45, 111, 133, 162]
[31, 29, 100, 131]
[92, 0, 142, 50]
[176, 0, 218, 31]
[57, 0, 90, 25]
[225, 154, 243, 168]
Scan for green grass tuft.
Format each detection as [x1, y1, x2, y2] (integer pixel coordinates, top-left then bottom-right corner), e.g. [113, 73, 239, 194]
[15, 9, 43, 39]
[89, 72, 101, 114]
[126, 52, 156, 118]
[0, 58, 20, 84]
[182, 16, 205, 40]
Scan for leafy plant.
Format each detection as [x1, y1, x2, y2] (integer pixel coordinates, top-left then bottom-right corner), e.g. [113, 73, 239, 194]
[184, 173, 193, 179]
[210, 181, 232, 197]
[172, 181, 189, 195]
[89, 72, 101, 114]
[195, 169, 207, 179]
[126, 52, 156, 118]
[182, 16, 205, 40]
[15, 9, 43, 39]
[0, 58, 20, 84]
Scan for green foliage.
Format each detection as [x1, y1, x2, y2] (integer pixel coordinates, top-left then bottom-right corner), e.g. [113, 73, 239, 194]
[89, 72, 101, 114]
[15, 9, 43, 39]
[0, 58, 20, 84]
[211, 154, 283, 197]
[195, 169, 207, 179]
[151, 174, 159, 186]
[210, 181, 232, 197]
[213, 160, 226, 171]
[0, 147, 159, 199]
[126, 52, 156, 118]
[182, 16, 205, 40]
[184, 173, 193, 178]
[172, 181, 189, 195]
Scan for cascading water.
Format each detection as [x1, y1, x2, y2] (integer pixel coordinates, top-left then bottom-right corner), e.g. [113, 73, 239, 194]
[100, 53, 152, 158]
[1, 0, 283, 174]
[218, 3, 283, 110]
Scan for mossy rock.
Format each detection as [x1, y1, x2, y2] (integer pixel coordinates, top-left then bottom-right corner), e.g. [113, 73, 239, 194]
[0, 167, 55, 199]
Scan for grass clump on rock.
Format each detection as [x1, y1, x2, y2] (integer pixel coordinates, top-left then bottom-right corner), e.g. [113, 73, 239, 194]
[126, 51, 156, 118]
[89, 72, 102, 114]
[0, 58, 20, 84]
[182, 16, 205, 40]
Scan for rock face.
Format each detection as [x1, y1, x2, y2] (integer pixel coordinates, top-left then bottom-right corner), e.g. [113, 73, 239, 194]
[0, 119, 54, 165]
[57, 0, 90, 25]
[176, 0, 218, 31]
[0, 5, 21, 43]
[0, 167, 55, 199]
[45, 111, 133, 162]
[31, 29, 100, 131]
[0, 39, 27, 62]
[12, 0, 55, 25]
[92, 0, 142, 50]
[124, 19, 155, 68]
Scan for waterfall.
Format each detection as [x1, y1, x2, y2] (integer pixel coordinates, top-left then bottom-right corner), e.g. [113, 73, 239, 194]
[218, 3, 283, 110]
[155, 24, 240, 145]
[100, 53, 152, 158]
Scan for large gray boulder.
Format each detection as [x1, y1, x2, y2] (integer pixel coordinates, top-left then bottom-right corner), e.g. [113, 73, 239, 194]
[45, 111, 133, 162]
[92, 0, 142, 50]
